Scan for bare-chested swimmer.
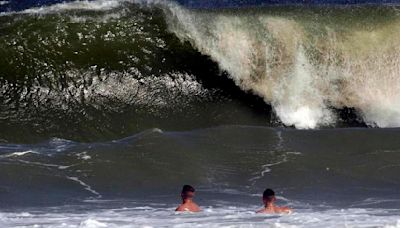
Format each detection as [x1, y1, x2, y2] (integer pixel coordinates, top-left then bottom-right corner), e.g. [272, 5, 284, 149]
[175, 185, 201, 212]
[257, 189, 292, 214]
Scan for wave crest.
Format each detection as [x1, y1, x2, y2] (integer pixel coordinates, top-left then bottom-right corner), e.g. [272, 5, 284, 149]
[164, 4, 400, 128]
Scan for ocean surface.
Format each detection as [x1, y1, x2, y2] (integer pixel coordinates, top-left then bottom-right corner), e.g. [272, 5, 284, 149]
[1, 0, 400, 227]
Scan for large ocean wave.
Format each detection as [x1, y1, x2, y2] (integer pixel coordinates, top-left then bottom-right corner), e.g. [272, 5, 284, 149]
[1, 0, 400, 142]
[164, 2, 400, 128]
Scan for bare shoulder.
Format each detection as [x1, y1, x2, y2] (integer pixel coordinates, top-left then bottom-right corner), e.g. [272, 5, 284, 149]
[279, 206, 293, 214]
[192, 203, 201, 212]
[176, 203, 201, 212]
[175, 205, 186, 212]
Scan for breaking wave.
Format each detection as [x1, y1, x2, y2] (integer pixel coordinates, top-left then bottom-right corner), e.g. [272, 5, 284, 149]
[163, 2, 400, 128]
[1, 0, 400, 142]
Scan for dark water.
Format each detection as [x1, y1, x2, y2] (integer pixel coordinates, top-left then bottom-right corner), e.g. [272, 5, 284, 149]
[1, 126, 400, 209]
[1, 1, 400, 226]
[0, 1, 281, 143]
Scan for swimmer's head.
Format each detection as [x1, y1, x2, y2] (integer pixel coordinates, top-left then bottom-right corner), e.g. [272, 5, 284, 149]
[181, 185, 195, 200]
[263, 188, 276, 204]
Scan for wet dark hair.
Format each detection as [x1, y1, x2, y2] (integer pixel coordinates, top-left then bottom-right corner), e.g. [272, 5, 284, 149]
[181, 185, 195, 195]
[263, 189, 275, 200]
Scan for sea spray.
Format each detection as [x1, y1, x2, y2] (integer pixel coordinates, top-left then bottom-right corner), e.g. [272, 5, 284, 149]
[163, 3, 400, 128]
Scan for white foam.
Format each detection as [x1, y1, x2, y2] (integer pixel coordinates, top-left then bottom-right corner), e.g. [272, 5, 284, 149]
[163, 3, 400, 129]
[77, 152, 92, 161]
[0, 150, 38, 158]
[14, 159, 73, 170]
[385, 220, 400, 228]
[22, 0, 121, 14]
[0, 0, 124, 16]
[67, 176, 102, 198]
[249, 150, 301, 183]
[0, 206, 399, 228]
[0, 0, 168, 16]
[80, 218, 108, 228]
